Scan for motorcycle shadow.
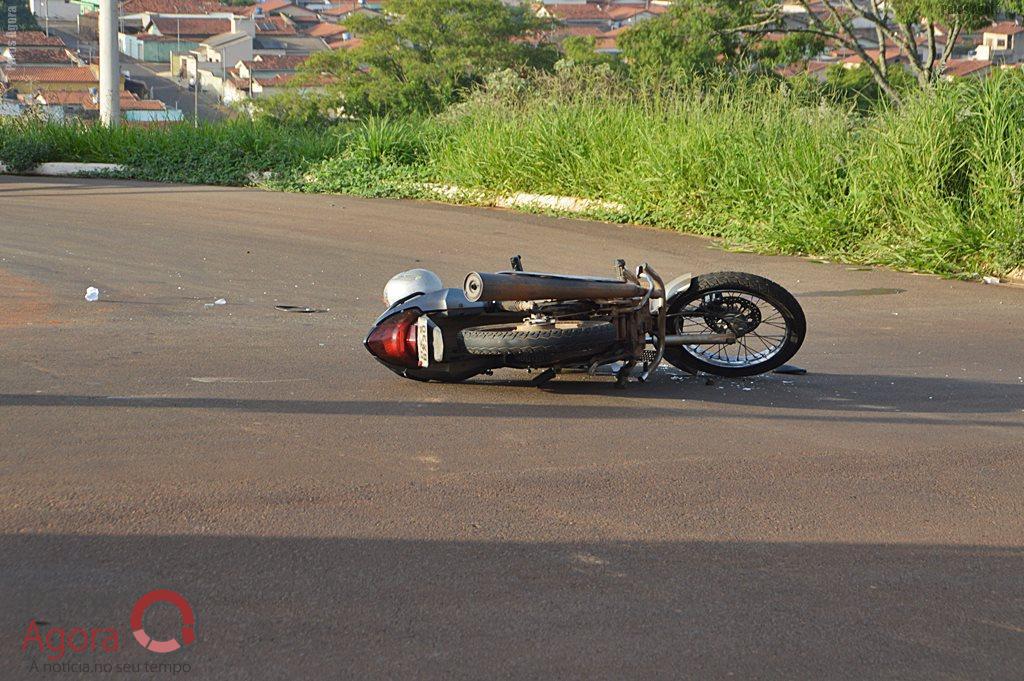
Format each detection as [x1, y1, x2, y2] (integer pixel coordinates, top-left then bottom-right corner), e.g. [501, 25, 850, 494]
[457, 369, 1022, 418]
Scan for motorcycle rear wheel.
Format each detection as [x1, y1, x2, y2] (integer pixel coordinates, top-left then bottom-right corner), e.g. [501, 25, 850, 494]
[460, 320, 616, 360]
[662, 272, 805, 378]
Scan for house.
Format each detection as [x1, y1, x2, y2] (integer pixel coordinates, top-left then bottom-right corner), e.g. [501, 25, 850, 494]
[2, 47, 81, 67]
[261, 1, 321, 26]
[30, 89, 163, 112]
[78, 0, 253, 15]
[119, 13, 250, 61]
[304, 22, 350, 40]
[942, 58, 992, 79]
[537, 4, 613, 29]
[249, 70, 334, 97]
[840, 49, 905, 69]
[775, 59, 831, 80]
[120, 32, 204, 62]
[147, 16, 234, 40]
[196, 30, 254, 65]
[0, 65, 115, 93]
[975, 21, 1024, 63]
[235, 53, 309, 79]
[318, 0, 382, 22]
[0, 31, 66, 49]
[255, 15, 299, 36]
[606, 4, 667, 27]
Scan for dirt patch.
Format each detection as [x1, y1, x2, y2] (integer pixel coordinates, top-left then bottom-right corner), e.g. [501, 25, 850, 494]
[0, 269, 57, 329]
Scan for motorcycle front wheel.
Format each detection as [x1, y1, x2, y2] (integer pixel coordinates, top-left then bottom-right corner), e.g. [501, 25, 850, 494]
[662, 272, 806, 378]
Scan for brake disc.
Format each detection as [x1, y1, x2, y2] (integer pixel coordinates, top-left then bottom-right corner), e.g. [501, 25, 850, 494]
[703, 295, 762, 335]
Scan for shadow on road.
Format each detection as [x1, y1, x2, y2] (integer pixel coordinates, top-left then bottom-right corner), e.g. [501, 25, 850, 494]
[0, 369, 1020, 427]
[3, 533, 1022, 679]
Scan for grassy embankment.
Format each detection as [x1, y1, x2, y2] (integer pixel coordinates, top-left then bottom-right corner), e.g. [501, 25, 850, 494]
[2, 72, 1022, 278]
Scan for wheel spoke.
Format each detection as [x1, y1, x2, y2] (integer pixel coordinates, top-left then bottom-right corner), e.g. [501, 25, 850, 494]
[675, 288, 790, 367]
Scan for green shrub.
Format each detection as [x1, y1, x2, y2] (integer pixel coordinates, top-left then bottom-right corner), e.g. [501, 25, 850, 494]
[0, 127, 55, 172]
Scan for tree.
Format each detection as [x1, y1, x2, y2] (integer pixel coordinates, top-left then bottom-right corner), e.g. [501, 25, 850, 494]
[561, 35, 622, 69]
[617, 0, 822, 80]
[301, 0, 557, 116]
[744, 0, 1023, 105]
[618, 0, 752, 78]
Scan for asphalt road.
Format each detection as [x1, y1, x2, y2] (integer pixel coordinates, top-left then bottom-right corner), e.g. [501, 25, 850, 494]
[1, 177, 1022, 680]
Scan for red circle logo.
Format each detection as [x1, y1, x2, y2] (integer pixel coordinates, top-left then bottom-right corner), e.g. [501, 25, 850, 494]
[130, 589, 195, 653]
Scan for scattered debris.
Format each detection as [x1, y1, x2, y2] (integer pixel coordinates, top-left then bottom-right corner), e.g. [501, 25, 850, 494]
[773, 364, 807, 375]
[84, 286, 99, 302]
[982, 276, 1001, 285]
[275, 305, 329, 314]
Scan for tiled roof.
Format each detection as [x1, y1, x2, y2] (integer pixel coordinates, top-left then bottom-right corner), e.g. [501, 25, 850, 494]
[249, 54, 308, 70]
[255, 71, 336, 87]
[34, 90, 166, 111]
[2, 65, 99, 84]
[305, 22, 348, 38]
[943, 59, 992, 77]
[540, 4, 610, 21]
[255, 15, 297, 35]
[121, 0, 247, 13]
[320, 1, 377, 17]
[841, 49, 904, 65]
[150, 17, 233, 37]
[327, 36, 362, 50]
[259, 0, 292, 12]
[2, 48, 75, 64]
[0, 31, 66, 47]
[985, 21, 1024, 36]
[606, 5, 666, 20]
[775, 59, 831, 78]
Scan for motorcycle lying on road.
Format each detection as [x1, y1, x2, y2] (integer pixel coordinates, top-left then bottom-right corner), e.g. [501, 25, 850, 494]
[365, 256, 806, 386]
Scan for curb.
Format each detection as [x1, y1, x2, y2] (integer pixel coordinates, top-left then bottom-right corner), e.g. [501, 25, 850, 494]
[0, 162, 124, 175]
[417, 182, 626, 216]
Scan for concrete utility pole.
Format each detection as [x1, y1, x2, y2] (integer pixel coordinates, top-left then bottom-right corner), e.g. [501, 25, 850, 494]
[98, 0, 120, 127]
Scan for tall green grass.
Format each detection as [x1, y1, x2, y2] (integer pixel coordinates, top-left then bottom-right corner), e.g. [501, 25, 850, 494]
[426, 69, 1024, 276]
[0, 119, 347, 184]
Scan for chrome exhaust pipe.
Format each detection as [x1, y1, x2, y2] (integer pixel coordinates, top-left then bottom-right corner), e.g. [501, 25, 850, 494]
[464, 271, 646, 302]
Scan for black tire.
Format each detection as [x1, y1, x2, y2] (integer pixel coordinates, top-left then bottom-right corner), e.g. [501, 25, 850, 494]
[663, 272, 805, 378]
[460, 321, 616, 359]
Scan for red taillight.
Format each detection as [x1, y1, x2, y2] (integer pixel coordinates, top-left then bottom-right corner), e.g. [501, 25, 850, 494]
[366, 311, 419, 367]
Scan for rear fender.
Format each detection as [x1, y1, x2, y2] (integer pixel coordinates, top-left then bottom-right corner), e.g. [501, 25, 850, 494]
[651, 273, 693, 311]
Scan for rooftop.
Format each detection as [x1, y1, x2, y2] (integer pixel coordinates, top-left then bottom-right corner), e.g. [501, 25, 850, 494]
[985, 21, 1024, 36]
[150, 17, 233, 37]
[1, 65, 99, 84]
[121, 0, 251, 14]
[2, 48, 76, 65]
[246, 54, 309, 70]
[943, 59, 992, 77]
[0, 31, 66, 48]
